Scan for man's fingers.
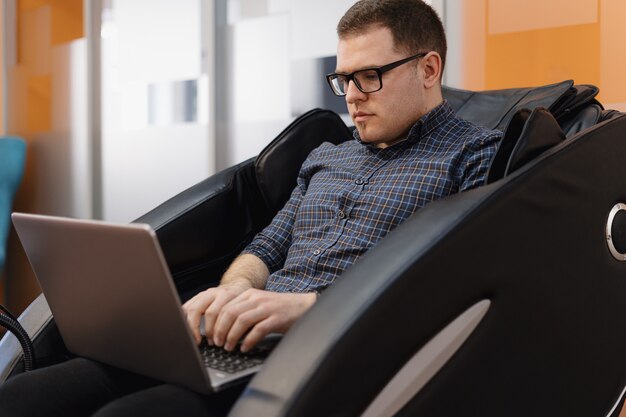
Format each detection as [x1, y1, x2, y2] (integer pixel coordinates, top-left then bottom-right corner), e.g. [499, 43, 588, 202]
[240, 318, 274, 353]
[189, 289, 314, 351]
[217, 291, 315, 351]
[179, 285, 249, 345]
[223, 307, 269, 351]
[212, 296, 257, 348]
[201, 284, 253, 342]
[183, 291, 216, 344]
[202, 295, 232, 342]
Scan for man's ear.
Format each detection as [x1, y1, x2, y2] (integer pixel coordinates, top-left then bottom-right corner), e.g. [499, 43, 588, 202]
[421, 51, 442, 89]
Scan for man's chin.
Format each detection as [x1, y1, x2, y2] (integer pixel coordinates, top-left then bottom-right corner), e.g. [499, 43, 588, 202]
[357, 130, 401, 149]
[357, 131, 383, 146]
[356, 126, 377, 143]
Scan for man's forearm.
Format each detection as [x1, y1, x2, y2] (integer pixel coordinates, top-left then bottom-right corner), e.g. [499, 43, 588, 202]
[220, 253, 270, 290]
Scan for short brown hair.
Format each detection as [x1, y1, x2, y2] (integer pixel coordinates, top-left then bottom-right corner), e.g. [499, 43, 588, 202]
[337, 0, 447, 73]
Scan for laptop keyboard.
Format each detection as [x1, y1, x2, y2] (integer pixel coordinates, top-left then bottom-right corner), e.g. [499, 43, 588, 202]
[199, 338, 275, 374]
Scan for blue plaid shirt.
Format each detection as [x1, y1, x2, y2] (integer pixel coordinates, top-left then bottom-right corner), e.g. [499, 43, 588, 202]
[243, 101, 501, 293]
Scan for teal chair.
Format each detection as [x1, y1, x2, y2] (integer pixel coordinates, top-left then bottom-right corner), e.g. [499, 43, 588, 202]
[0, 136, 27, 274]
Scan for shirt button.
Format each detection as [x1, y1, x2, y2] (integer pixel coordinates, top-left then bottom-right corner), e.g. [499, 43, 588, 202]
[313, 249, 321, 256]
[338, 210, 346, 219]
[355, 179, 363, 185]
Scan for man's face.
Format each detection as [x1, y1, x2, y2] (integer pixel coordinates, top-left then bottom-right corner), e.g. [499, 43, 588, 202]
[336, 26, 429, 148]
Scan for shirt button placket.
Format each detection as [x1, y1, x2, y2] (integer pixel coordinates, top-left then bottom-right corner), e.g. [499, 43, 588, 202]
[313, 249, 321, 256]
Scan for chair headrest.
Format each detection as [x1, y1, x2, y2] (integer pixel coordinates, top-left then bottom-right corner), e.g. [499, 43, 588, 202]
[254, 109, 352, 214]
[505, 107, 565, 176]
[486, 108, 565, 184]
[443, 80, 574, 131]
[484, 108, 531, 184]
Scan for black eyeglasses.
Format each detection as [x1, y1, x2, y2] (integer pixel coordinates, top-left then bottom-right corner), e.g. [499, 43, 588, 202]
[326, 52, 428, 97]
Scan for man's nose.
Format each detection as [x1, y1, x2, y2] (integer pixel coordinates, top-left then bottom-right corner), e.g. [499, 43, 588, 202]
[345, 80, 367, 104]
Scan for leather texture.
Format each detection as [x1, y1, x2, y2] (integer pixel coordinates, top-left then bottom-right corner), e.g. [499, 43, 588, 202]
[135, 159, 269, 297]
[255, 109, 353, 215]
[485, 102, 587, 185]
[485, 108, 532, 184]
[505, 107, 565, 177]
[561, 103, 602, 137]
[230, 113, 626, 417]
[557, 85, 603, 136]
[443, 80, 573, 131]
[443, 81, 602, 138]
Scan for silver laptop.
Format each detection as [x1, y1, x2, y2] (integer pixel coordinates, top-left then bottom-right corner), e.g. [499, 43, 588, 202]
[11, 212, 278, 394]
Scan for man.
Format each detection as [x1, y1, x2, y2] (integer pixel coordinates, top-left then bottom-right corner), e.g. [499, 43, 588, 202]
[182, 0, 500, 354]
[0, 1, 500, 416]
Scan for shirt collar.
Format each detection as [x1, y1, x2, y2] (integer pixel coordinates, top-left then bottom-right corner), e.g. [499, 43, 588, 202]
[352, 100, 453, 151]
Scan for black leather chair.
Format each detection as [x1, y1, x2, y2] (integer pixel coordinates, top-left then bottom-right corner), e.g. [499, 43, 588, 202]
[229, 96, 626, 417]
[1, 81, 623, 416]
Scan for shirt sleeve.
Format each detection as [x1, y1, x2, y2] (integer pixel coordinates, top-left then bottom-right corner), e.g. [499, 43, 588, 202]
[458, 130, 501, 192]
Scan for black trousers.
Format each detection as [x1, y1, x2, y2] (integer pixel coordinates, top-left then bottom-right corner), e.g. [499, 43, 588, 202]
[0, 358, 245, 417]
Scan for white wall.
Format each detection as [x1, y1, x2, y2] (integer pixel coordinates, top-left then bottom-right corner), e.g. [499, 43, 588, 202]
[39, 39, 91, 218]
[100, 0, 214, 222]
[216, 0, 356, 170]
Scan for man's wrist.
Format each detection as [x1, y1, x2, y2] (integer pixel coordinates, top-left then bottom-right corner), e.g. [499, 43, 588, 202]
[220, 278, 253, 291]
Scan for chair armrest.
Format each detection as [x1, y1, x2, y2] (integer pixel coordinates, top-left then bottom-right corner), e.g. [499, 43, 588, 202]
[0, 294, 53, 382]
[134, 158, 274, 297]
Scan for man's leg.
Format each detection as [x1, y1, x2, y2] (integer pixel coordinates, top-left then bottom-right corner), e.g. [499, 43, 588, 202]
[0, 357, 159, 417]
[92, 383, 245, 417]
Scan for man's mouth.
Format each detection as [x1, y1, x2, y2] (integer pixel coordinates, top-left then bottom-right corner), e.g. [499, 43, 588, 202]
[353, 112, 373, 123]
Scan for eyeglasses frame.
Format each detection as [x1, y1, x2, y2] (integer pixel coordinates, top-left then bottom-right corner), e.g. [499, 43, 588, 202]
[325, 52, 429, 97]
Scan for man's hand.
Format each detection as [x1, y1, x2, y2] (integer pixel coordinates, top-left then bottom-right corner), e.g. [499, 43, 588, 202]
[182, 279, 252, 344]
[213, 289, 317, 352]
[183, 253, 270, 345]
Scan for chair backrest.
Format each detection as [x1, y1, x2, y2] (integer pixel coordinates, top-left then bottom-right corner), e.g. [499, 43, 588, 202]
[443, 82, 602, 185]
[486, 107, 566, 184]
[254, 108, 353, 215]
[229, 109, 626, 417]
[442, 80, 601, 133]
[0, 137, 27, 270]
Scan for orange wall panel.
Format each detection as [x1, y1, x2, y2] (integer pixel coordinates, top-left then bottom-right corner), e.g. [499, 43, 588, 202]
[600, 0, 626, 106]
[20, 0, 49, 13]
[485, 23, 601, 90]
[26, 75, 51, 132]
[51, 0, 84, 45]
[461, 0, 626, 109]
[18, 4, 51, 73]
[487, 0, 597, 35]
[459, 0, 487, 90]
